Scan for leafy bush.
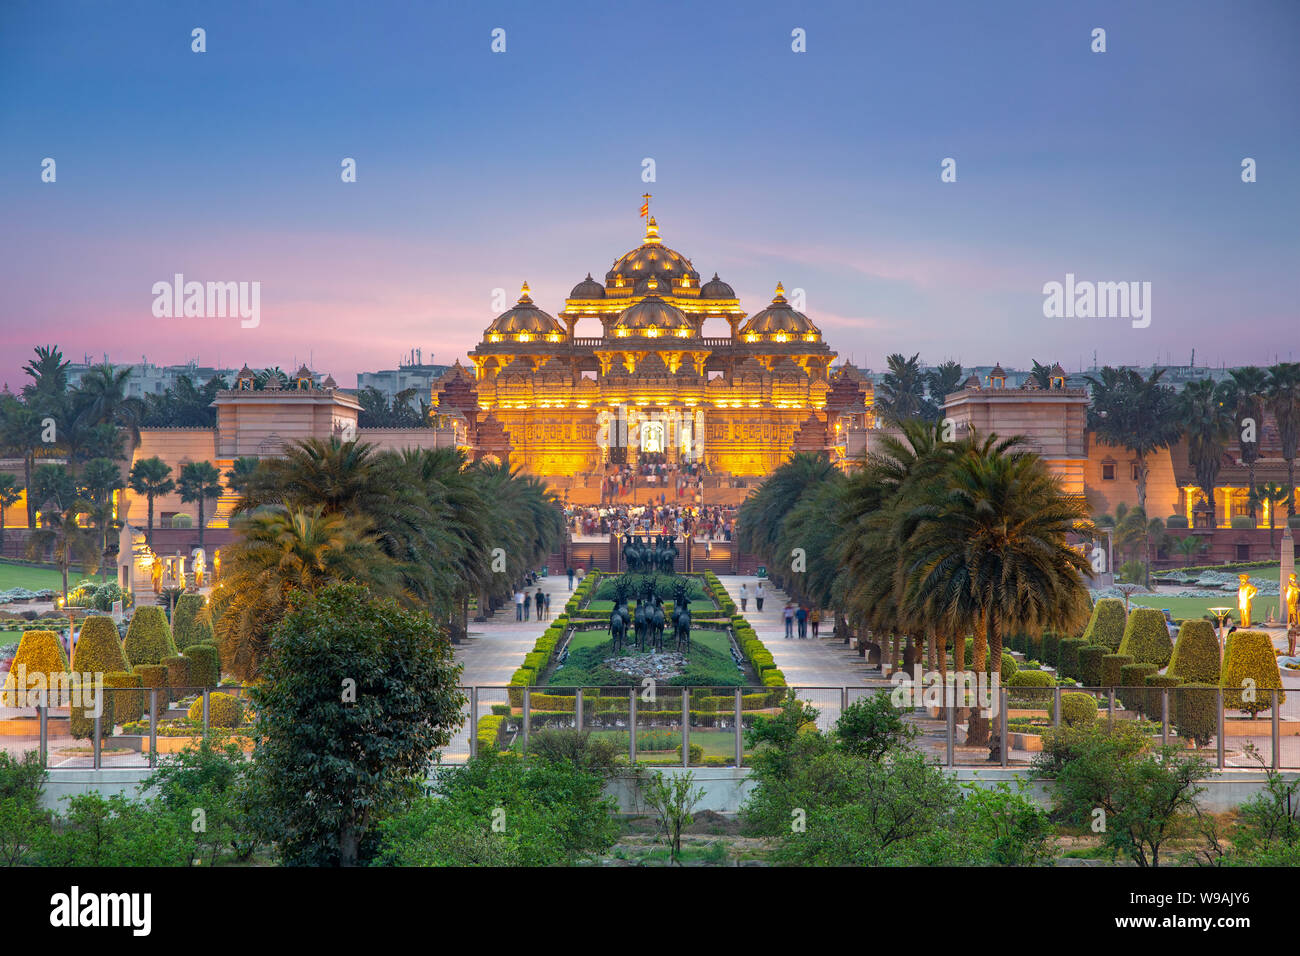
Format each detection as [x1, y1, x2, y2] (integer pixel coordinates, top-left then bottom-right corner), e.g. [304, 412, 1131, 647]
[182, 644, 220, 688]
[1168, 620, 1220, 684]
[1077, 645, 1107, 687]
[171, 595, 215, 650]
[142, 738, 260, 865]
[1222, 630, 1285, 717]
[1048, 691, 1098, 727]
[1166, 515, 1189, 529]
[1118, 608, 1173, 667]
[1041, 632, 1060, 665]
[834, 692, 919, 759]
[123, 607, 176, 667]
[187, 692, 246, 729]
[37, 792, 191, 866]
[1144, 674, 1180, 719]
[1101, 653, 1133, 688]
[0, 630, 69, 706]
[1008, 668, 1054, 702]
[1081, 598, 1127, 650]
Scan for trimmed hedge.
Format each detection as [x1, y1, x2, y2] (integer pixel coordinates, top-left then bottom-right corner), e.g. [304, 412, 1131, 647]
[182, 644, 220, 688]
[1117, 608, 1173, 667]
[171, 595, 215, 650]
[1173, 683, 1219, 746]
[1008, 668, 1054, 702]
[1168, 620, 1221, 684]
[1119, 663, 1158, 713]
[124, 606, 177, 667]
[71, 615, 129, 676]
[187, 691, 246, 728]
[1, 630, 69, 706]
[476, 714, 506, 752]
[1081, 598, 1127, 650]
[104, 671, 144, 725]
[1221, 629, 1285, 717]
[1077, 645, 1108, 687]
[1049, 691, 1098, 727]
[1041, 632, 1060, 666]
[70, 673, 113, 739]
[1101, 653, 1133, 688]
[161, 655, 191, 702]
[1144, 673, 1180, 719]
[1057, 638, 1088, 679]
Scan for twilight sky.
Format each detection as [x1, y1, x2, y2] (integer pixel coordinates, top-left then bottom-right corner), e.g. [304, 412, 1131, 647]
[1, 0, 1296, 388]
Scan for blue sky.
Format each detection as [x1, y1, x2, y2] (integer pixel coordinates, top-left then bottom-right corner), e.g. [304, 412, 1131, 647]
[1, 0, 1296, 386]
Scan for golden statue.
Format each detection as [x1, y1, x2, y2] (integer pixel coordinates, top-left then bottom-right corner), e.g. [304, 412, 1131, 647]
[1287, 572, 1299, 628]
[150, 555, 163, 594]
[1238, 573, 1258, 628]
[212, 549, 221, 583]
[192, 547, 206, 588]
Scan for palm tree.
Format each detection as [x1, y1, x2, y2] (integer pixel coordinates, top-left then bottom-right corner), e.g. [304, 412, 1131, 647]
[211, 506, 401, 680]
[178, 461, 223, 547]
[737, 452, 839, 588]
[222, 456, 261, 495]
[923, 361, 965, 419]
[1221, 366, 1269, 522]
[128, 457, 174, 545]
[1173, 535, 1207, 568]
[238, 438, 385, 516]
[20, 345, 70, 417]
[74, 363, 145, 450]
[0, 396, 46, 529]
[1253, 482, 1292, 554]
[1086, 367, 1182, 512]
[898, 434, 1093, 744]
[0, 473, 22, 554]
[1028, 360, 1054, 389]
[877, 353, 928, 424]
[1179, 378, 1233, 527]
[25, 467, 99, 604]
[78, 457, 124, 569]
[1267, 363, 1300, 519]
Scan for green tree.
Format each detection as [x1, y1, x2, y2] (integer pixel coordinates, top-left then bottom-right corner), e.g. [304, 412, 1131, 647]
[1252, 482, 1292, 554]
[1086, 367, 1182, 512]
[78, 457, 124, 566]
[877, 352, 927, 424]
[1220, 366, 1269, 522]
[1179, 378, 1233, 527]
[0, 396, 47, 529]
[25, 467, 99, 602]
[643, 770, 705, 863]
[222, 456, 260, 495]
[128, 456, 174, 545]
[248, 582, 465, 866]
[923, 360, 965, 416]
[178, 460, 223, 548]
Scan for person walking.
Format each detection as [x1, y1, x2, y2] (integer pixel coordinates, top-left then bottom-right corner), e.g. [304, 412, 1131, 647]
[755, 581, 764, 612]
[567, 567, 575, 591]
[783, 602, 795, 639]
[796, 603, 808, 639]
[514, 589, 524, 622]
[810, 606, 821, 638]
[740, 583, 748, 612]
[544, 591, 551, 620]
[535, 588, 545, 621]
[522, 588, 531, 621]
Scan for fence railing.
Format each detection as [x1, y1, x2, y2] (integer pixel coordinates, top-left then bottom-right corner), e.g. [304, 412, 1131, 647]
[13, 683, 1296, 772]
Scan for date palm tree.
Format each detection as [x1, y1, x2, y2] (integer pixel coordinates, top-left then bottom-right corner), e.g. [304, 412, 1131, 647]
[222, 456, 261, 495]
[1267, 363, 1300, 518]
[877, 352, 928, 424]
[1, 396, 46, 530]
[1086, 367, 1182, 512]
[211, 506, 401, 680]
[1252, 482, 1292, 555]
[178, 461, 224, 548]
[25, 465, 99, 604]
[737, 452, 839, 586]
[128, 456, 174, 545]
[74, 362, 145, 450]
[78, 457, 125, 568]
[1179, 378, 1233, 527]
[1221, 366, 1269, 522]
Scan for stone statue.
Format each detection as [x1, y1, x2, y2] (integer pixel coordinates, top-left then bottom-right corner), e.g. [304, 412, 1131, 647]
[1238, 573, 1258, 628]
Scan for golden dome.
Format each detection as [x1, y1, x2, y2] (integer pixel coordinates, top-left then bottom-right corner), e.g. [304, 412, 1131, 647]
[739, 283, 820, 336]
[485, 282, 564, 336]
[605, 217, 700, 286]
[611, 276, 693, 335]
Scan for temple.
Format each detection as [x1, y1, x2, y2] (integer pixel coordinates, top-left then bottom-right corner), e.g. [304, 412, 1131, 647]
[431, 205, 874, 497]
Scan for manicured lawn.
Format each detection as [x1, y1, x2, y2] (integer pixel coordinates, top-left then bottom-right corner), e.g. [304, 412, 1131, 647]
[1132, 594, 1287, 624]
[0, 562, 82, 592]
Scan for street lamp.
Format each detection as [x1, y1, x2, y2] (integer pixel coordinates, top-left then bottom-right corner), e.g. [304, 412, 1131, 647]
[1209, 606, 1234, 663]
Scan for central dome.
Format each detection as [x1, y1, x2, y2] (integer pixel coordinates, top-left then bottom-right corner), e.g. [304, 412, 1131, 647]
[605, 217, 700, 287]
[611, 275, 693, 335]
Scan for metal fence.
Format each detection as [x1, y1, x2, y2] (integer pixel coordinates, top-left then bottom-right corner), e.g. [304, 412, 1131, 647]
[10, 682, 1296, 772]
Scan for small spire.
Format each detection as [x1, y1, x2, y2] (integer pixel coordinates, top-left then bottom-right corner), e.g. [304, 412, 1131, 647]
[519, 281, 532, 303]
[773, 282, 787, 302]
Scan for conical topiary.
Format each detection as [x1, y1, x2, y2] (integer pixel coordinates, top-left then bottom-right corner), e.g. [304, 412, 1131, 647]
[1080, 598, 1127, 650]
[1117, 607, 1173, 667]
[1168, 620, 1221, 684]
[123, 606, 177, 667]
[171, 594, 215, 650]
[71, 615, 129, 676]
[1222, 630, 1285, 717]
[0, 630, 69, 706]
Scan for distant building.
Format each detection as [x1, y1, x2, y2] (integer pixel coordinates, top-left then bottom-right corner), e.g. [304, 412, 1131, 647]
[65, 357, 237, 398]
[356, 350, 449, 407]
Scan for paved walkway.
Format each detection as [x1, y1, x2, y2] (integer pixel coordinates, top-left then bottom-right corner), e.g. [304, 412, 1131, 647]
[453, 574, 576, 686]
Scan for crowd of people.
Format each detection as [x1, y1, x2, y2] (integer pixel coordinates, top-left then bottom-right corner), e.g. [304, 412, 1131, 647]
[565, 503, 736, 540]
[737, 581, 823, 639]
[599, 454, 705, 504]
